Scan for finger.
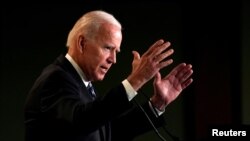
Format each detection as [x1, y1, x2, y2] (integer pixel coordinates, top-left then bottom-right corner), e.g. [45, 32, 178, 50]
[180, 69, 193, 83]
[154, 72, 161, 84]
[176, 64, 192, 79]
[157, 59, 173, 69]
[181, 78, 193, 89]
[132, 50, 140, 60]
[151, 41, 171, 57]
[164, 63, 186, 79]
[154, 49, 174, 63]
[144, 39, 164, 56]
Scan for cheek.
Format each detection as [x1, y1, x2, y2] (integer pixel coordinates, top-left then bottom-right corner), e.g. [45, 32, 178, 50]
[92, 56, 104, 69]
[96, 53, 108, 64]
[87, 48, 108, 70]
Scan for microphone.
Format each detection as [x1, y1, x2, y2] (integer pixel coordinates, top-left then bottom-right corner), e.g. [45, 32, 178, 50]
[134, 90, 180, 141]
[134, 98, 167, 141]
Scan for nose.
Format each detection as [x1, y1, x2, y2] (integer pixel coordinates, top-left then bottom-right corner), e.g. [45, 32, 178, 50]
[107, 52, 116, 64]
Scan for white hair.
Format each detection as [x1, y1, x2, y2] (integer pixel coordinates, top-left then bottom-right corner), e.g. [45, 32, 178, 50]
[66, 10, 122, 48]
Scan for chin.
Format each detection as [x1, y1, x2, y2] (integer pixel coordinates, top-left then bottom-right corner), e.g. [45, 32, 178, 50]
[95, 75, 105, 81]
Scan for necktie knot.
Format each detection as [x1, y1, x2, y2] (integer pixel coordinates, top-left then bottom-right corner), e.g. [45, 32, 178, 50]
[87, 82, 96, 99]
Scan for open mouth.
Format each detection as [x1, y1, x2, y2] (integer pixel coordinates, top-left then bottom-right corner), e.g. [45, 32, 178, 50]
[100, 66, 108, 73]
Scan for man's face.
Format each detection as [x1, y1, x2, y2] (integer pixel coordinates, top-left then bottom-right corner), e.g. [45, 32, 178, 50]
[80, 23, 122, 81]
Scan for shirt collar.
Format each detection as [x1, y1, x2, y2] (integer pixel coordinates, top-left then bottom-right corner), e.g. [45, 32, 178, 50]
[65, 53, 90, 87]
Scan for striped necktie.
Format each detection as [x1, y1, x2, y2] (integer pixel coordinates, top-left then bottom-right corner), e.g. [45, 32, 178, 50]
[87, 82, 96, 99]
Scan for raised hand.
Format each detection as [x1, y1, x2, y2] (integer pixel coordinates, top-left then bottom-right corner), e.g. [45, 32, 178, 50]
[150, 63, 193, 111]
[127, 39, 174, 91]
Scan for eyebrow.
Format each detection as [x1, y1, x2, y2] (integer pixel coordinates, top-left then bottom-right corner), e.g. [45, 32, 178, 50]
[106, 44, 121, 53]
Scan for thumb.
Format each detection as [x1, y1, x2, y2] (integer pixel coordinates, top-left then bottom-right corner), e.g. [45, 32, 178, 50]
[132, 51, 140, 60]
[154, 72, 161, 84]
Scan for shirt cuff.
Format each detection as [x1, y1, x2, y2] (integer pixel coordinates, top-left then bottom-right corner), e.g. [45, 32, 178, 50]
[122, 79, 138, 101]
[148, 101, 165, 117]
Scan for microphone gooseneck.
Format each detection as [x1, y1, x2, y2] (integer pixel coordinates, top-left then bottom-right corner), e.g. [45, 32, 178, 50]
[135, 90, 181, 141]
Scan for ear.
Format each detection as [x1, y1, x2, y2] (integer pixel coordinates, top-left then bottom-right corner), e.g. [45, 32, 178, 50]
[78, 35, 85, 53]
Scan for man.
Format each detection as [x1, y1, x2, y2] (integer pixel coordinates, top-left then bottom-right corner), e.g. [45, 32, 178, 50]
[24, 10, 193, 141]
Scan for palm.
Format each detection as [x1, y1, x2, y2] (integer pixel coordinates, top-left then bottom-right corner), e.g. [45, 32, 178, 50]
[153, 63, 193, 106]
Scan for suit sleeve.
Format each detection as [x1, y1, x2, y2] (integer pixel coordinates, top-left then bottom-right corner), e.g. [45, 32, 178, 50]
[37, 69, 133, 134]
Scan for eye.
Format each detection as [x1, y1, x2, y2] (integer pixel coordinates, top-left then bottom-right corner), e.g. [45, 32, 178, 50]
[104, 46, 112, 50]
[103, 46, 120, 54]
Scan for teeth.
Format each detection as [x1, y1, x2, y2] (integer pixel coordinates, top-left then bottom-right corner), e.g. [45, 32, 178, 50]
[101, 66, 107, 69]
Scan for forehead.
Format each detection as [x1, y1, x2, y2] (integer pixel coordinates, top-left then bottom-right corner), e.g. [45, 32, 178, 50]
[96, 23, 122, 49]
[98, 23, 121, 39]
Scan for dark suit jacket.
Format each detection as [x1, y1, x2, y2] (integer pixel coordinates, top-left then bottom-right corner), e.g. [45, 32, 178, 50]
[24, 54, 165, 141]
